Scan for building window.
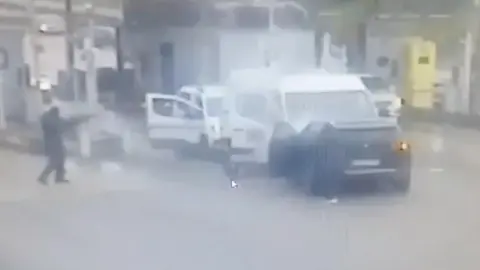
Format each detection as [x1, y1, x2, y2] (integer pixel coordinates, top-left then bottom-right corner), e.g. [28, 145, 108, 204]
[376, 56, 389, 67]
[139, 53, 149, 76]
[233, 6, 269, 29]
[273, 5, 307, 29]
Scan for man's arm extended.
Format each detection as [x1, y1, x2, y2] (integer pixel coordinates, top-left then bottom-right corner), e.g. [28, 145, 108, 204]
[61, 115, 93, 131]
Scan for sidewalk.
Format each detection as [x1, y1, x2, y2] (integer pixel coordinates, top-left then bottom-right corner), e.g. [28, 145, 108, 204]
[2, 119, 480, 175]
[0, 120, 144, 160]
[405, 123, 480, 169]
[0, 148, 161, 203]
[0, 123, 41, 153]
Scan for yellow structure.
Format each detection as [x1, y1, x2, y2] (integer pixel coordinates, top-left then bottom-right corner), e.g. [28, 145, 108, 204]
[403, 37, 437, 109]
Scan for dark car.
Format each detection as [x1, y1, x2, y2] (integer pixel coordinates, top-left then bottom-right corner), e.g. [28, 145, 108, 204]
[270, 119, 411, 196]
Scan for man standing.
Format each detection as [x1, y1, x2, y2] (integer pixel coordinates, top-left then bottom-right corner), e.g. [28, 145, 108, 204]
[38, 106, 69, 184]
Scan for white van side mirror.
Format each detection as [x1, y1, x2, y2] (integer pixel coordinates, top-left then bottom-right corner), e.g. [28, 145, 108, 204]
[378, 108, 390, 117]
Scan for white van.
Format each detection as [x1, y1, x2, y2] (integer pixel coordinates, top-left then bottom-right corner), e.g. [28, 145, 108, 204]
[220, 68, 285, 163]
[224, 71, 376, 170]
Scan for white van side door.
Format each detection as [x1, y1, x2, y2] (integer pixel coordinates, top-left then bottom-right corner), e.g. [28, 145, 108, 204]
[146, 93, 204, 148]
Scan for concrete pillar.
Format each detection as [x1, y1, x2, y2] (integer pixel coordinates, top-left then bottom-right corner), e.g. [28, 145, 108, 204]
[85, 8, 98, 108]
[0, 71, 5, 129]
[122, 128, 132, 155]
[462, 31, 473, 114]
[78, 3, 98, 159]
[78, 122, 91, 158]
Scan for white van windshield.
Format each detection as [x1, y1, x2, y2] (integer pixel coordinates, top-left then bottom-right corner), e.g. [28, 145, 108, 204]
[205, 97, 223, 117]
[235, 93, 268, 122]
[284, 91, 377, 122]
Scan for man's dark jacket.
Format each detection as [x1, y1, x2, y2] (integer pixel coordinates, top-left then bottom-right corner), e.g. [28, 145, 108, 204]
[41, 107, 65, 160]
[41, 106, 93, 159]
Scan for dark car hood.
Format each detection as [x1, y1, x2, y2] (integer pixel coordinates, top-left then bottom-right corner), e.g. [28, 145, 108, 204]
[326, 119, 400, 145]
[330, 119, 398, 131]
[296, 119, 400, 144]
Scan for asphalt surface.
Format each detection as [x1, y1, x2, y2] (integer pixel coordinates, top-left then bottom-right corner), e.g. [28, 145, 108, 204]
[0, 125, 479, 270]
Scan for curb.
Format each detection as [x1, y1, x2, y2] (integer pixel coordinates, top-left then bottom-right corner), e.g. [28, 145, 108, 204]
[2, 123, 480, 173]
[0, 133, 179, 175]
[406, 127, 480, 168]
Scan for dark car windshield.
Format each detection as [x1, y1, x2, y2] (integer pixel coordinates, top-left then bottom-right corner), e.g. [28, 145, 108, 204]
[360, 76, 391, 93]
[285, 90, 377, 123]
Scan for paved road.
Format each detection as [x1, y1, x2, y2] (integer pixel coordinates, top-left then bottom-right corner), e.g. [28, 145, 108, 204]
[0, 126, 479, 270]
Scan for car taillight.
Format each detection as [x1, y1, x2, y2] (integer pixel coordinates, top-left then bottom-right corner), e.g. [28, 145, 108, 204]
[391, 97, 403, 109]
[393, 141, 410, 152]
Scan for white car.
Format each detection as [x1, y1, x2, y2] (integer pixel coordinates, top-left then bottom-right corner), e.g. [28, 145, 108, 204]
[358, 74, 403, 118]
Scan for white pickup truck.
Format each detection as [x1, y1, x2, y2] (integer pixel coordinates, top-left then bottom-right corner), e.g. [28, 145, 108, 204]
[145, 84, 227, 158]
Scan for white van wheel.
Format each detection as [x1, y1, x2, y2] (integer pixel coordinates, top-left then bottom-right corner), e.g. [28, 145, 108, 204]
[174, 146, 195, 161]
[197, 135, 215, 160]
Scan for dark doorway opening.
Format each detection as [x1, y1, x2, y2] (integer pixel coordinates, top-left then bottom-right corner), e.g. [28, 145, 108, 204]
[160, 42, 174, 94]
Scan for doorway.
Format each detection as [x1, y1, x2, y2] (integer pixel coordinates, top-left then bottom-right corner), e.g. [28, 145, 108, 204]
[160, 42, 174, 94]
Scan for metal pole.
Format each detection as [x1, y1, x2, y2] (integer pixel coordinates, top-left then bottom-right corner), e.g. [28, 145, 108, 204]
[267, 2, 275, 67]
[198, 4, 208, 84]
[0, 71, 5, 129]
[28, 0, 39, 87]
[25, 0, 42, 124]
[462, 0, 479, 114]
[65, 0, 78, 100]
[463, 31, 473, 114]
[115, 27, 124, 72]
[78, 3, 97, 159]
[85, 4, 97, 107]
[470, 0, 480, 114]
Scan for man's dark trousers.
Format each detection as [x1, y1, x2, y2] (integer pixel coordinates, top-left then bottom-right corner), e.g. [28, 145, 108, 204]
[38, 151, 66, 183]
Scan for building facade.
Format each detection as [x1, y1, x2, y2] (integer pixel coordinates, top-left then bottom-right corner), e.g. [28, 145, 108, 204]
[0, 0, 122, 120]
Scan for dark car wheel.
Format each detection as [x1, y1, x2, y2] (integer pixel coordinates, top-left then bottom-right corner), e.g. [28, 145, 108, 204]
[268, 139, 287, 178]
[220, 150, 241, 180]
[268, 123, 295, 178]
[299, 158, 321, 196]
[174, 145, 195, 161]
[195, 135, 212, 160]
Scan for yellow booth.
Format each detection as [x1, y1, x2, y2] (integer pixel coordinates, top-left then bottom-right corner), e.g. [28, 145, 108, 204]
[403, 37, 437, 109]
